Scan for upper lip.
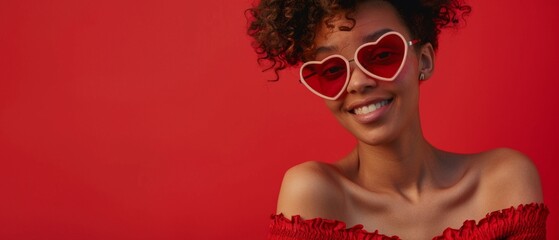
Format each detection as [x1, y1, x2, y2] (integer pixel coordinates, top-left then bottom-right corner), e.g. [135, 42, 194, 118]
[346, 97, 393, 113]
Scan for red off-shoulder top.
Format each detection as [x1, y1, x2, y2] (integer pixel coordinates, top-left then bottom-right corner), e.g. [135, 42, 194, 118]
[268, 203, 548, 240]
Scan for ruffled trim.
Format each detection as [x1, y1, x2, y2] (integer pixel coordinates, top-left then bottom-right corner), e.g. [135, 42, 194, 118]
[269, 214, 400, 240]
[435, 203, 549, 240]
[268, 203, 548, 240]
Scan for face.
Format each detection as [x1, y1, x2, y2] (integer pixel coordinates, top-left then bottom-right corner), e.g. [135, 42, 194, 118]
[311, 1, 423, 145]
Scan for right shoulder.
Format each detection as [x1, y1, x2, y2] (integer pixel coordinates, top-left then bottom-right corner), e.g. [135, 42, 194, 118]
[276, 161, 346, 220]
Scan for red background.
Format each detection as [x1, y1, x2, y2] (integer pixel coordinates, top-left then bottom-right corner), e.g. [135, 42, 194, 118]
[1, 0, 558, 239]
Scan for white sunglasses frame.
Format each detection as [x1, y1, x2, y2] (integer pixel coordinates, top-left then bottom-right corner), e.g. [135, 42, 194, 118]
[299, 31, 419, 100]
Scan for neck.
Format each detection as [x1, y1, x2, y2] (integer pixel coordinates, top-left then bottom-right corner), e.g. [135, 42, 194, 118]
[353, 121, 439, 202]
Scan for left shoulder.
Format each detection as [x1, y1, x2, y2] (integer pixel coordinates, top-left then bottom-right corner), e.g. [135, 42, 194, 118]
[476, 148, 543, 207]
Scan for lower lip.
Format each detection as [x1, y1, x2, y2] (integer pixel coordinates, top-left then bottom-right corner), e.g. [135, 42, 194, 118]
[351, 100, 393, 124]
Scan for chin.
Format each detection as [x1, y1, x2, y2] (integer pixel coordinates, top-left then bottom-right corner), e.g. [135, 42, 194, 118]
[358, 132, 398, 146]
[347, 122, 400, 146]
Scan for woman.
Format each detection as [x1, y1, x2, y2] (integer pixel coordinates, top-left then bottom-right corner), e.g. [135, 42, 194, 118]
[247, 0, 548, 239]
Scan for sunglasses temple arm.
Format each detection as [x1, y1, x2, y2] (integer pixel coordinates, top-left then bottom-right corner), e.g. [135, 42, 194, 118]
[408, 39, 421, 46]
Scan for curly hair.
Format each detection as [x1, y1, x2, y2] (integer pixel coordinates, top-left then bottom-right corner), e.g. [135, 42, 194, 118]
[246, 0, 471, 80]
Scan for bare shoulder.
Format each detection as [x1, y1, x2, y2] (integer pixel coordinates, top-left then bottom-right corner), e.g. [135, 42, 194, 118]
[276, 161, 345, 219]
[474, 148, 543, 207]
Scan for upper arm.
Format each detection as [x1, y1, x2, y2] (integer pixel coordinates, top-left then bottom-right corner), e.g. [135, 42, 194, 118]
[276, 161, 345, 220]
[481, 148, 543, 207]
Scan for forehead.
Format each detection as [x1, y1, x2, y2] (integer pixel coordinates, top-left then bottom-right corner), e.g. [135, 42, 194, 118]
[313, 1, 409, 57]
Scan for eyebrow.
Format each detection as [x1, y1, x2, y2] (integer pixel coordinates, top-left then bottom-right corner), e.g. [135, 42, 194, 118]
[313, 28, 394, 57]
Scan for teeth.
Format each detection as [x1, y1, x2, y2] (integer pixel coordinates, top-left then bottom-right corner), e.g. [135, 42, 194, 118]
[354, 100, 390, 115]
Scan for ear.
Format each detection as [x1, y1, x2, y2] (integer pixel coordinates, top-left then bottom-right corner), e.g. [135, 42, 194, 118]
[418, 42, 435, 80]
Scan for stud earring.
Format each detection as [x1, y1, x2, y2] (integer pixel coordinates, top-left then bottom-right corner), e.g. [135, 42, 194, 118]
[419, 72, 425, 81]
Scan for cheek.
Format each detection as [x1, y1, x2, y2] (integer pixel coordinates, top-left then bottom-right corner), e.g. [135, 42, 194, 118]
[391, 62, 421, 114]
[394, 56, 421, 93]
[324, 100, 343, 114]
[324, 100, 351, 127]
[401, 50, 420, 78]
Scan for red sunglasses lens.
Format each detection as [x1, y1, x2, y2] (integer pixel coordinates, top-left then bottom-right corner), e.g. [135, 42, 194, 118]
[301, 57, 348, 98]
[357, 34, 406, 79]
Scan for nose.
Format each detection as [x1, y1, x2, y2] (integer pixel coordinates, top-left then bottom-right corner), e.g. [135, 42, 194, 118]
[346, 63, 378, 95]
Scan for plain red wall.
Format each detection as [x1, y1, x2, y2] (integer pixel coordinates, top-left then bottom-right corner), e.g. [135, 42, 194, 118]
[1, 0, 557, 239]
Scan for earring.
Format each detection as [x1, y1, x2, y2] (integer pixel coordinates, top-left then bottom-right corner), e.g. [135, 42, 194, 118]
[419, 72, 425, 81]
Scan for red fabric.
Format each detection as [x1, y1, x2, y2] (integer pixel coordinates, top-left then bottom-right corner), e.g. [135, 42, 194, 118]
[268, 203, 548, 240]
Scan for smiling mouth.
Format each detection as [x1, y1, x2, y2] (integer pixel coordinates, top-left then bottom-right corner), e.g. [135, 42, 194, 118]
[350, 98, 393, 115]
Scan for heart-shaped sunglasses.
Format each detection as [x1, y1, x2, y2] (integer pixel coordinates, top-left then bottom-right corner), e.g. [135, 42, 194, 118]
[300, 31, 420, 100]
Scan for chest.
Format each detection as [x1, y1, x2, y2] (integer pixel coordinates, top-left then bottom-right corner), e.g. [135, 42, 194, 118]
[341, 182, 485, 239]
[348, 203, 482, 239]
